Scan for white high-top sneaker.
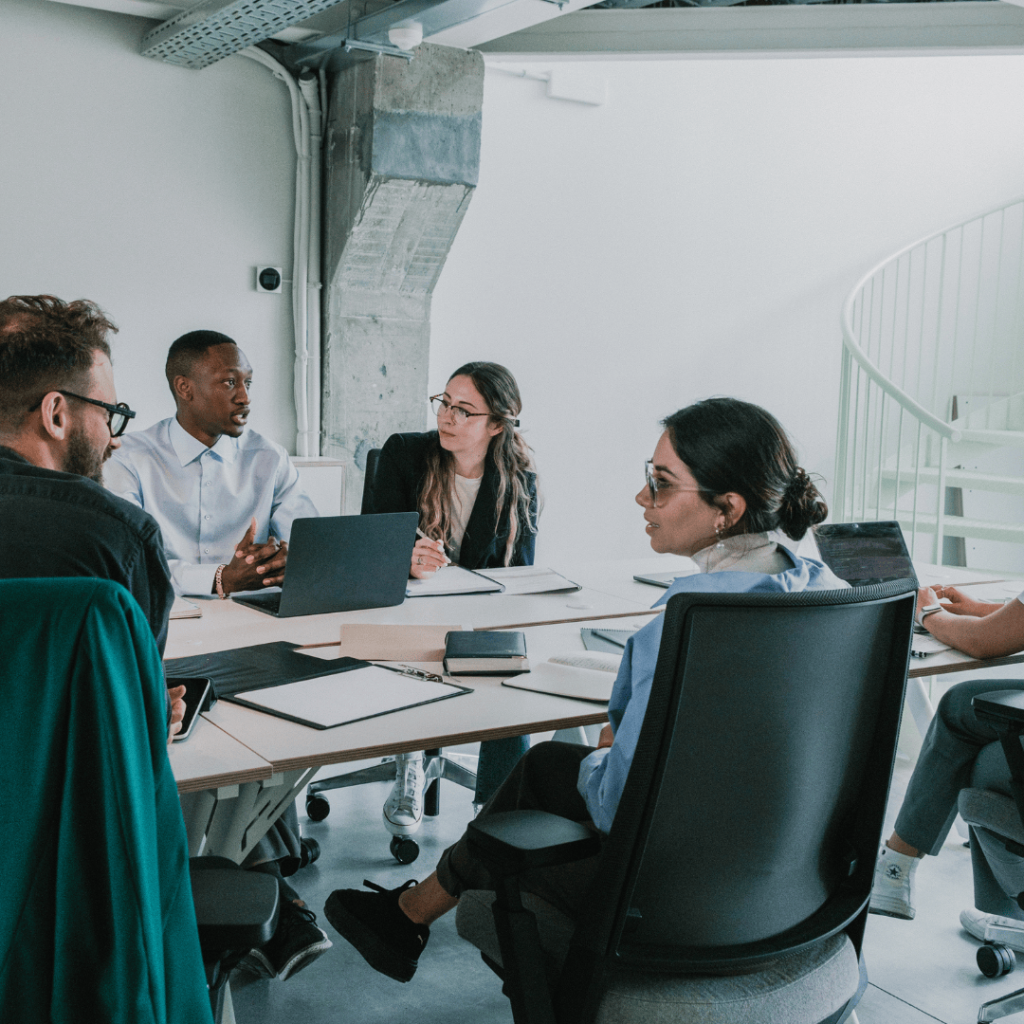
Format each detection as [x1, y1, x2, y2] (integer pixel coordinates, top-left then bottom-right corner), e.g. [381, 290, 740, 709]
[869, 845, 919, 920]
[383, 752, 425, 836]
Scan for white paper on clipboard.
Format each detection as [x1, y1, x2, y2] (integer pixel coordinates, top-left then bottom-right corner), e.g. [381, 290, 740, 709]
[233, 665, 467, 729]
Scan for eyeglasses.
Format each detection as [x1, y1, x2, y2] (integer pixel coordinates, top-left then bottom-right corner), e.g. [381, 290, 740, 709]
[430, 395, 492, 426]
[59, 391, 136, 438]
[644, 460, 706, 508]
[430, 395, 520, 428]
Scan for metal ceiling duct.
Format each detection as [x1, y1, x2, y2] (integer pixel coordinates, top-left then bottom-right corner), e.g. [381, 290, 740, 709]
[141, 0, 348, 68]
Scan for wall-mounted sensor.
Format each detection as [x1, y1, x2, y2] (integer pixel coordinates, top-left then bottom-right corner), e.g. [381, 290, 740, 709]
[256, 266, 283, 293]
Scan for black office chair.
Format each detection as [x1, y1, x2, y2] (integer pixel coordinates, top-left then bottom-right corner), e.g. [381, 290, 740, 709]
[455, 581, 916, 1024]
[305, 446, 480, 863]
[954, 689, 1024, 1021]
[0, 577, 278, 1024]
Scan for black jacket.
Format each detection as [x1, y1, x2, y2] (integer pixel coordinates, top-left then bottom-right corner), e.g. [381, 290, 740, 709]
[0, 447, 174, 655]
[367, 431, 537, 569]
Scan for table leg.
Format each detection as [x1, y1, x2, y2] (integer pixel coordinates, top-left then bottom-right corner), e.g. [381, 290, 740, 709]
[180, 767, 317, 862]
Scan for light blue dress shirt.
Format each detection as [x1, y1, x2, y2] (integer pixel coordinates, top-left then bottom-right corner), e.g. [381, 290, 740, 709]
[105, 417, 318, 596]
[577, 543, 847, 835]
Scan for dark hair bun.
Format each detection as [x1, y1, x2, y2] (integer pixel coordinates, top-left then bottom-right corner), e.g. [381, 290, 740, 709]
[778, 467, 828, 540]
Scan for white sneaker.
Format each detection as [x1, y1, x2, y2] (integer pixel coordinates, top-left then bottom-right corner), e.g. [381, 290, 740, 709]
[869, 845, 919, 920]
[960, 908, 1024, 952]
[383, 753, 424, 836]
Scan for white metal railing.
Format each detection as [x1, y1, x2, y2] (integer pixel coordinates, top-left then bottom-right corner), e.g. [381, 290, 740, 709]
[836, 197, 1024, 568]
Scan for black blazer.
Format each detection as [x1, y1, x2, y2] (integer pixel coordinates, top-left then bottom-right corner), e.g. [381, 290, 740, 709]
[367, 431, 537, 569]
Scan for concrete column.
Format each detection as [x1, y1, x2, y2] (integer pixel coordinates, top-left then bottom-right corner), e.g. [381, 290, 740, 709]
[322, 43, 484, 510]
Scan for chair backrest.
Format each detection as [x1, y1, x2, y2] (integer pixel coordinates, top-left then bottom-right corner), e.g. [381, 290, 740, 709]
[360, 447, 382, 515]
[561, 581, 915, 1011]
[0, 577, 212, 1023]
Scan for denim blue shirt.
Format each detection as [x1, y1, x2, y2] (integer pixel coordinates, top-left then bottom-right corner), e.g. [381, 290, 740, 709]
[577, 545, 846, 834]
[105, 417, 318, 596]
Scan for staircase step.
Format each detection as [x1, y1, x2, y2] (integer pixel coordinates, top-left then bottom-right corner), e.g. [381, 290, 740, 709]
[894, 514, 1024, 544]
[955, 428, 1024, 449]
[957, 393, 1024, 433]
[880, 467, 1024, 497]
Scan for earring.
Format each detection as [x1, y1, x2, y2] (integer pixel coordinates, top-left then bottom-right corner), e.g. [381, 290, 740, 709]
[714, 524, 726, 551]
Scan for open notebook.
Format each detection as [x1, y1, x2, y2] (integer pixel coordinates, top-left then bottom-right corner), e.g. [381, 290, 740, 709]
[501, 652, 622, 704]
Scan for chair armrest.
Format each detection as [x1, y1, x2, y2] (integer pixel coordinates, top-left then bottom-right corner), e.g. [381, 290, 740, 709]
[466, 810, 602, 877]
[973, 691, 1024, 730]
[190, 858, 280, 951]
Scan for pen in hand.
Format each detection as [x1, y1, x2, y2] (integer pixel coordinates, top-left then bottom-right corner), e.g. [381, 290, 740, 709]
[413, 527, 450, 575]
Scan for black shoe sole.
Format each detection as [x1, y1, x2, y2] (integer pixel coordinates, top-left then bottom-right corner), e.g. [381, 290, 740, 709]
[323, 891, 420, 983]
[277, 934, 333, 982]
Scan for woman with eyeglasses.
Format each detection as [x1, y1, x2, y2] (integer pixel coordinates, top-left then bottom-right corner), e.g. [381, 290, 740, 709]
[324, 397, 846, 983]
[365, 361, 539, 840]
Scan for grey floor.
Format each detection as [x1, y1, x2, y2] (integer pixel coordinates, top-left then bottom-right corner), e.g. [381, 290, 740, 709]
[230, 739, 1024, 1024]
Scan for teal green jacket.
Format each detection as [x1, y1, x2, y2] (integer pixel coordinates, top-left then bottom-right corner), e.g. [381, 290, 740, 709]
[0, 578, 212, 1024]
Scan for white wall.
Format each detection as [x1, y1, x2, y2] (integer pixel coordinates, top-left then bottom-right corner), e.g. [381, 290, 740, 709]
[6, 0, 1024, 567]
[0, 0, 298, 446]
[431, 55, 1024, 565]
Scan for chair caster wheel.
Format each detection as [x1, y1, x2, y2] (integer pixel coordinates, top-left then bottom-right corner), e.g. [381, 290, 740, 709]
[306, 795, 330, 822]
[390, 835, 419, 864]
[979, 943, 1016, 978]
[299, 837, 321, 869]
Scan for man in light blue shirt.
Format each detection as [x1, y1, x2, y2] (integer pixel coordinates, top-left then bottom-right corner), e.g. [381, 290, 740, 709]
[105, 329, 331, 981]
[105, 330, 318, 598]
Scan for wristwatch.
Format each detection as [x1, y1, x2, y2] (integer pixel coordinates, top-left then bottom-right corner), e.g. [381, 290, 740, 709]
[916, 603, 942, 629]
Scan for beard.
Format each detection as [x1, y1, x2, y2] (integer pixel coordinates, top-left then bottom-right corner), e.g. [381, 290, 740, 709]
[63, 427, 108, 483]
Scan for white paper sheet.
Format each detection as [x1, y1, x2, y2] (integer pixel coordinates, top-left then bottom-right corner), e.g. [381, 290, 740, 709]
[405, 565, 503, 597]
[170, 597, 201, 619]
[549, 652, 622, 673]
[476, 566, 581, 595]
[911, 634, 953, 657]
[234, 666, 465, 728]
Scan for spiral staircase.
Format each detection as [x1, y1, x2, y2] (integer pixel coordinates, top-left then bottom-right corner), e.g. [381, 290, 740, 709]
[836, 197, 1024, 575]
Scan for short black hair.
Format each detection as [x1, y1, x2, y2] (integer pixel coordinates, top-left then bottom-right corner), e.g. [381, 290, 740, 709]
[0, 295, 117, 433]
[165, 330, 237, 393]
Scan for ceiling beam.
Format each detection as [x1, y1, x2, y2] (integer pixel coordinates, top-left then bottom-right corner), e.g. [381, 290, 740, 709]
[477, 2, 1024, 59]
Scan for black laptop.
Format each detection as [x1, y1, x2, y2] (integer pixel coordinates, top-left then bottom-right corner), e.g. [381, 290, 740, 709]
[814, 521, 918, 588]
[232, 512, 418, 617]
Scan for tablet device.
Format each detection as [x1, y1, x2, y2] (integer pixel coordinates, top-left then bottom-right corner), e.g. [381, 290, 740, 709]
[167, 676, 213, 742]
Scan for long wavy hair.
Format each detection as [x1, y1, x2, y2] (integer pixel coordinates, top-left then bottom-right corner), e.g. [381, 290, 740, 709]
[418, 362, 536, 566]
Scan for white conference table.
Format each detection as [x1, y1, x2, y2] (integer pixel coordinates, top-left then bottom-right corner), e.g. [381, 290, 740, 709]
[167, 568, 662, 859]
[166, 577, 659, 663]
[168, 556, 1024, 859]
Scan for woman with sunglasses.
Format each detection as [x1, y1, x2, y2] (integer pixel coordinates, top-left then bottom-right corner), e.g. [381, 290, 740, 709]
[366, 361, 539, 840]
[324, 397, 846, 983]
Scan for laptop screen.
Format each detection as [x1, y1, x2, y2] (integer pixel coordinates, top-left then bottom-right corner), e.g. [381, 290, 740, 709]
[814, 521, 918, 588]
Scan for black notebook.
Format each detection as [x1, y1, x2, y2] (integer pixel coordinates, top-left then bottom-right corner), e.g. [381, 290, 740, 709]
[443, 631, 529, 675]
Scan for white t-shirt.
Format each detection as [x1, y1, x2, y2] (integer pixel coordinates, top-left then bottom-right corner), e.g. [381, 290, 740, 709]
[449, 474, 483, 562]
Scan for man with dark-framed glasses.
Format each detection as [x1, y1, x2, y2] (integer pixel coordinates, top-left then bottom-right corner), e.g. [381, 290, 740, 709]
[0, 294, 180, 727]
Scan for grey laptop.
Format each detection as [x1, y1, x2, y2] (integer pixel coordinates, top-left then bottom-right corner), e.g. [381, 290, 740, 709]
[814, 521, 918, 588]
[232, 512, 419, 617]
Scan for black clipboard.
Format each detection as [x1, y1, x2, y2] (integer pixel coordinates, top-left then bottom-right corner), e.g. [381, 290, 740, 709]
[165, 641, 470, 730]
